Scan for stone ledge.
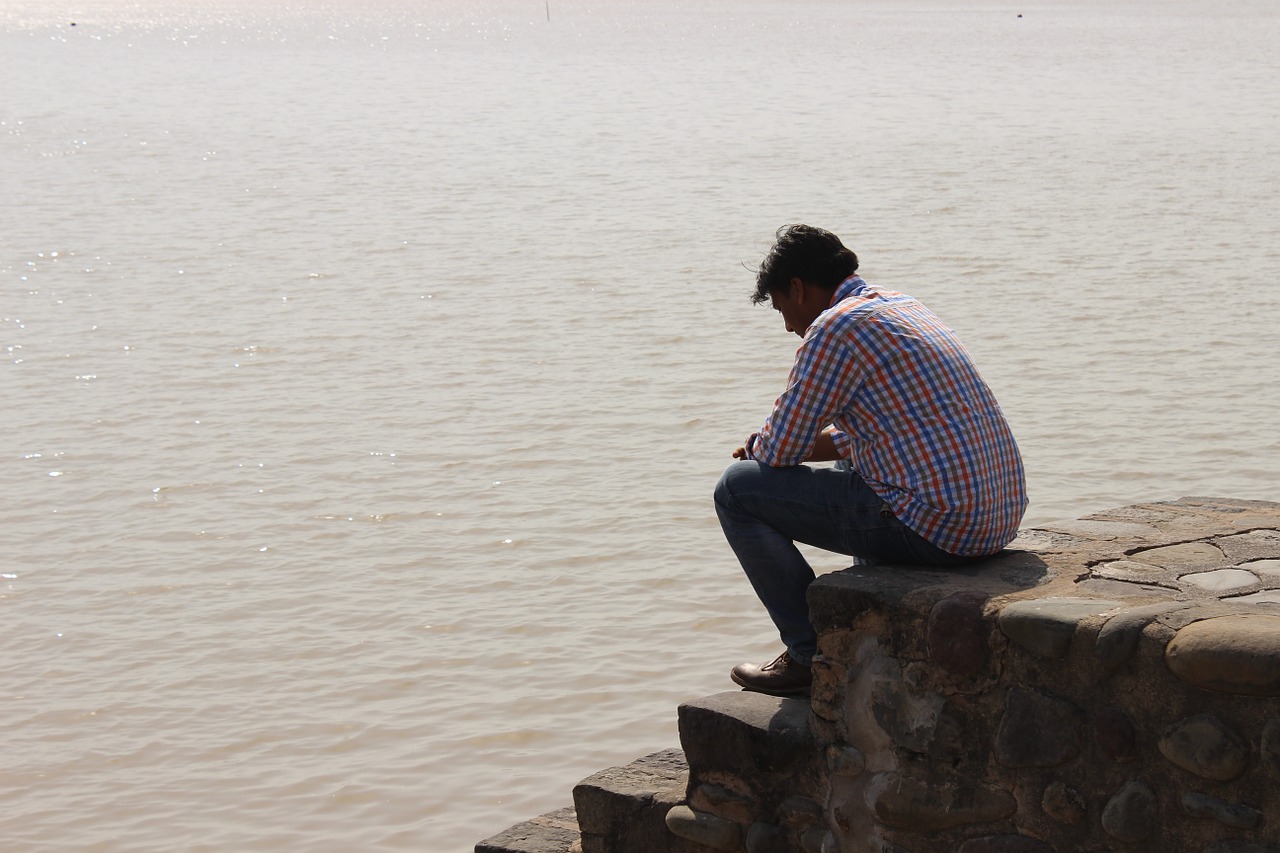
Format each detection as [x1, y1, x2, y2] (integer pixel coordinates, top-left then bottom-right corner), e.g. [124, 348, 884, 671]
[571, 748, 695, 853]
[475, 806, 580, 853]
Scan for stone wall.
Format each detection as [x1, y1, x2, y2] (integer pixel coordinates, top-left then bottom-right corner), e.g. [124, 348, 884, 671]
[477, 497, 1280, 853]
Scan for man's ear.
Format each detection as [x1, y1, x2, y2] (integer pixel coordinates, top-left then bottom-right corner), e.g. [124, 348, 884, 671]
[789, 277, 806, 303]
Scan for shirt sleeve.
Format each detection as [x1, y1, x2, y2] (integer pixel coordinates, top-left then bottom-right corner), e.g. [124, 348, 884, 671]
[753, 326, 860, 467]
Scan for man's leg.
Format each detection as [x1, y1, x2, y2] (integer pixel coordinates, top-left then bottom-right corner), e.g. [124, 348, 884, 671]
[713, 460, 890, 664]
[714, 459, 968, 694]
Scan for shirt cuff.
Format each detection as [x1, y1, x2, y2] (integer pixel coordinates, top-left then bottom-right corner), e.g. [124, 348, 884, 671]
[829, 429, 854, 461]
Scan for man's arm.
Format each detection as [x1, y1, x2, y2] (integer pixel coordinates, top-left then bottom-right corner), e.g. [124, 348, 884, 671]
[733, 428, 844, 463]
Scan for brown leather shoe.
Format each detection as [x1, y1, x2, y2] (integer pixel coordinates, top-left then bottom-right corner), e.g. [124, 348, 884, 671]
[730, 651, 812, 697]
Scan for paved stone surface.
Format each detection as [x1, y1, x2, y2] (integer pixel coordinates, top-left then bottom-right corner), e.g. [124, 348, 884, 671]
[1158, 715, 1249, 781]
[995, 687, 1085, 768]
[664, 805, 739, 851]
[1101, 779, 1157, 843]
[998, 597, 1121, 658]
[1165, 615, 1280, 696]
[1182, 792, 1262, 829]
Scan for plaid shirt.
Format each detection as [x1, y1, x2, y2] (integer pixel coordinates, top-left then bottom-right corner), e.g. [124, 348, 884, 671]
[746, 276, 1027, 556]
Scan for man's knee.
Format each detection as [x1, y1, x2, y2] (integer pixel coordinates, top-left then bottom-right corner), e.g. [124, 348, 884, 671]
[714, 459, 761, 507]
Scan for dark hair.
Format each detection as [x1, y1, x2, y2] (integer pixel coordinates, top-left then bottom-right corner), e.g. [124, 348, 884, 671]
[752, 224, 859, 305]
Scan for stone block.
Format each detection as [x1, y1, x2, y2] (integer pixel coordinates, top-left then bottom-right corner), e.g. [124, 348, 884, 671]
[475, 807, 580, 853]
[678, 691, 813, 776]
[572, 749, 689, 853]
[997, 597, 1121, 658]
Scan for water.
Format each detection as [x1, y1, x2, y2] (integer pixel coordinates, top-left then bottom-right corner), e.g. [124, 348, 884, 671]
[2, 0, 1278, 849]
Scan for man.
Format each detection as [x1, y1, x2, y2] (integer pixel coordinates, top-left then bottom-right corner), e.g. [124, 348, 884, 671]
[715, 225, 1028, 696]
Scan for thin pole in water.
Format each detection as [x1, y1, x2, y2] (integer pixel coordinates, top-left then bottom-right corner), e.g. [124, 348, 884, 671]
[546, 1, 550, 21]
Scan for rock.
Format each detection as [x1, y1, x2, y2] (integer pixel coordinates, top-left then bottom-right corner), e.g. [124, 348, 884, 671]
[745, 821, 787, 853]
[1166, 615, 1280, 696]
[998, 597, 1120, 658]
[1181, 792, 1262, 829]
[871, 773, 1016, 830]
[1261, 717, 1280, 778]
[1180, 568, 1258, 592]
[1101, 779, 1157, 843]
[1094, 708, 1139, 763]
[665, 805, 740, 851]
[927, 590, 992, 675]
[1095, 602, 1192, 672]
[1158, 715, 1249, 781]
[826, 744, 865, 777]
[1041, 781, 1085, 824]
[995, 687, 1084, 768]
[957, 835, 1056, 853]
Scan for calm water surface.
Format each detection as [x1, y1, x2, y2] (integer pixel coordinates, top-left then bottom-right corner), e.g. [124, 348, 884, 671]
[3, 0, 1278, 849]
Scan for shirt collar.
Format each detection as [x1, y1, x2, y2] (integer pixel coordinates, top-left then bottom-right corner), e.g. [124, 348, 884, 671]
[828, 275, 867, 308]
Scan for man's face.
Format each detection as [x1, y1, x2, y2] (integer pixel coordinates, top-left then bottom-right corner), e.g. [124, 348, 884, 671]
[769, 279, 823, 338]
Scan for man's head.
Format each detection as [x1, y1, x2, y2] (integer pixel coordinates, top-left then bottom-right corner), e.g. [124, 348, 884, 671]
[753, 225, 860, 337]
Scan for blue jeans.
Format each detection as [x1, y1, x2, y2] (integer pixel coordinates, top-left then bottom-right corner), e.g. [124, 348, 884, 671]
[714, 459, 974, 665]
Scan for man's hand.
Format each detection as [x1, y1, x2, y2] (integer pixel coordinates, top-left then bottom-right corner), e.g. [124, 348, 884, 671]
[732, 433, 759, 459]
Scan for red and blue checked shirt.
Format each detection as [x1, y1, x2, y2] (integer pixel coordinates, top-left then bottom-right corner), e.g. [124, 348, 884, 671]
[745, 276, 1028, 556]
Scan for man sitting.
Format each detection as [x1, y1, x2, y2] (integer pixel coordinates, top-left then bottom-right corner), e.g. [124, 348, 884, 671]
[716, 224, 1028, 696]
